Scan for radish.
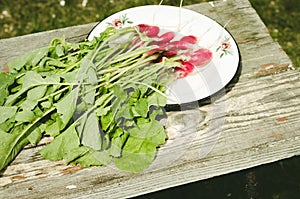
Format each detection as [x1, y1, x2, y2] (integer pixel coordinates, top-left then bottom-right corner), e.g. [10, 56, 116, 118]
[174, 67, 189, 78]
[173, 61, 195, 79]
[144, 47, 164, 56]
[137, 24, 213, 77]
[168, 41, 192, 50]
[187, 48, 212, 67]
[163, 50, 177, 57]
[180, 35, 198, 44]
[180, 61, 194, 73]
[158, 31, 175, 43]
[150, 32, 175, 47]
[137, 24, 160, 37]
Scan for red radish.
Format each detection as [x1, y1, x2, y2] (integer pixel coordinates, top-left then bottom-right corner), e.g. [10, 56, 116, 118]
[156, 42, 169, 48]
[173, 61, 195, 78]
[150, 38, 168, 46]
[188, 48, 212, 67]
[163, 50, 177, 57]
[130, 36, 143, 47]
[139, 24, 213, 77]
[180, 35, 198, 44]
[180, 61, 194, 73]
[168, 41, 192, 50]
[137, 24, 160, 37]
[137, 24, 151, 32]
[144, 47, 164, 56]
[174, 67, 189, 78]
[158, 32, 175, 43]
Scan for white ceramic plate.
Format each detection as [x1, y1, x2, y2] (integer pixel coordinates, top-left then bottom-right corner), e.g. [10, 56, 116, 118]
[88, 5, 239, 105]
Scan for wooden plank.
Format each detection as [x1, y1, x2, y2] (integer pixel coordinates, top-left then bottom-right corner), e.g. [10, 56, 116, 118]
[1, 71, 299, 199]
[0, 0, 298, 198]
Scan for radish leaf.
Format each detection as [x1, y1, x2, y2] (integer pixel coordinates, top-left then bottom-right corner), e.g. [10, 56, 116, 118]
[0, 106, 18, 123]
[40, 125, 80, 161]
[80, 111, 103, 151]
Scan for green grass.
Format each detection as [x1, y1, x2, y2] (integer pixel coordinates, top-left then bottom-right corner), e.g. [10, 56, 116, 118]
[1, 0, 300, 198]
[250, 0, 300, 68]
[0, 0, 209, 38]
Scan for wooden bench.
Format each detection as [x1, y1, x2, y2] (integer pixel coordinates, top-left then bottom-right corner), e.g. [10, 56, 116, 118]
[1, 0, 299, 198]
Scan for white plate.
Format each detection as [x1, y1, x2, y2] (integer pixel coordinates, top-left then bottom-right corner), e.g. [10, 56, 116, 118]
[88, 5, 239, 105]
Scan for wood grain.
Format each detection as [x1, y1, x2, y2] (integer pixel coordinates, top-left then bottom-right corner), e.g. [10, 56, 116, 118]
[0, 0, 298, 198]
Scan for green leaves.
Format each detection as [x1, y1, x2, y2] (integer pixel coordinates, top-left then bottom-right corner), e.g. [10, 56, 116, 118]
[0, 107, 55, 171]
[40, 125, 80, 161]
[15, 110, 35, 122]
[0, 131, 30, 172]
[0, 35, 100, 172]
[0, 27, 172, 174]
[80, 112, 103, 151]
[0, 73, 15, 105]
[114, 141, 156, 173]
[147, 91, 166, 107]
[8, 47, 48, 73]
[27, 127, 42, 145]
[74, 150, 112, 167]
[5, 71, 59, 106]
[129, 118, 166, 144]
[54, 87, 78, 129]
[0, 106, 17, 123]
[133, 98, 148, 117]
[114, 119, 166, 173]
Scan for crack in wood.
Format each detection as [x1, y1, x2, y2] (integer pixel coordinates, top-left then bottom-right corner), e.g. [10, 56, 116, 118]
[250, 62, 294, 77]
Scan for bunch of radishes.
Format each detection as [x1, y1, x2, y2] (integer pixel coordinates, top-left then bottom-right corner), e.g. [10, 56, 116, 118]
[137, 24, 213, 78]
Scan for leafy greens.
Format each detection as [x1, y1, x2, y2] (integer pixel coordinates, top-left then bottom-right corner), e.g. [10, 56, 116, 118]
[0, 26, 178, 173]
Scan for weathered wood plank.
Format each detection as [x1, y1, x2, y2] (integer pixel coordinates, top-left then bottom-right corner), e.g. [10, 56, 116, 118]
[1, 70, 299, 198]
[0, 0, 298, 198]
